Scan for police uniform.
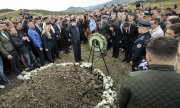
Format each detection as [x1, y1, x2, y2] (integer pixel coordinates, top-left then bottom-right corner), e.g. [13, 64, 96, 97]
[143, 11, 153, 22]
[131, 20, 151, 71]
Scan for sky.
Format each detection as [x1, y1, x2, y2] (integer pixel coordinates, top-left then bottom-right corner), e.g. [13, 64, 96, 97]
[0, 0, 112, 11]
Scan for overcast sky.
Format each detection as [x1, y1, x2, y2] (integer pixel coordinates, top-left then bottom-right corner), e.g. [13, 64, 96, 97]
[0, 0, 111, 11]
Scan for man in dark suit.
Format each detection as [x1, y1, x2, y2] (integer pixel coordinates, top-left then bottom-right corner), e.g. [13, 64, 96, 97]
[0, 22, 22, 75]
[67, 18, 83, 62]
[123, 14, 139, 63]
[97, 15, 110, 38]
[118, 37, 180, 108]
[52, 18, 62, 52]
[119, 13, 127, 51]
[34, 17, 43, 36]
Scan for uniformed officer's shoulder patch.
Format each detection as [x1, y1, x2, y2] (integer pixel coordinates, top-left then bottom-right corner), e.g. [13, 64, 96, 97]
[137, 44, 142, 48]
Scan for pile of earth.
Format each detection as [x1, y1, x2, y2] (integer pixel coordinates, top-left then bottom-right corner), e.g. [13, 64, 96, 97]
[0, 64, 103, 108]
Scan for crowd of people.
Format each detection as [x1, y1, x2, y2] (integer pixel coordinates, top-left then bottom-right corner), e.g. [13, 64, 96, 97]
[0, 1, 180, 106]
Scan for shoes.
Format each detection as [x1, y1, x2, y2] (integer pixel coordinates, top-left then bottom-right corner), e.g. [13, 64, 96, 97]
[5, 80, 14, 86]
[33, 64, 40, 68]
[0, 84, 5, 89]
[65, 51, 70, 54]
[57, 56, 62, 59]
[123, 59, 127, 62]
[79, 59, 84, 62]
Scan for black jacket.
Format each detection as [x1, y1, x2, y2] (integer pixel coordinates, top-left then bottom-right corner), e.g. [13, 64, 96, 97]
[42, 34, 53, 49]
[67, 25, 80, 43]
[17, 29, 31, 49]
[118, 65, 180, 108]
[35, 25, 42, 37]
[97, 20, 110, 37]
[52, 24, 61, 38]
[10, 35, 28, 54]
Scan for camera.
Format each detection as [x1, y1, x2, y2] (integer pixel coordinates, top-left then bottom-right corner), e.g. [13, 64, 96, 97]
[19, 13, 33, 20]
[135, 0, 144, 8]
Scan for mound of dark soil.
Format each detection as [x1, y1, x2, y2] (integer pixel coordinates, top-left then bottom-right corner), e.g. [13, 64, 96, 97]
[0, 64, 103, 108]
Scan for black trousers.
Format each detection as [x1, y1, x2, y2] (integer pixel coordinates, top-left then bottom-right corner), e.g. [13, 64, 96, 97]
[34, 47, 45, 66]
[112, 37, 120, 58]
[53, 40, 59, 58]
[131, 59, 141, 72]
[124, 39, 130, 61]
[8, 51, 22, 75]
[72, 41, 81, 62]
[45, 45, 54, 63]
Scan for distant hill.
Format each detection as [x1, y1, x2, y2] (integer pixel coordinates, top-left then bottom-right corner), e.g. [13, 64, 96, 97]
[65, 0, 139, 13]
[0, 9, 15, 13]
[65, 7, 86, 13]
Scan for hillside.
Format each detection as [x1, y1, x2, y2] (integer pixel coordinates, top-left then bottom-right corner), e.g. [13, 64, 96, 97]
[0, 0, 179, 18]
[66, 7, 86, 13]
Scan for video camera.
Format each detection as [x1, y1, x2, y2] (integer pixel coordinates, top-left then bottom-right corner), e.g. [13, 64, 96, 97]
[135, 0, 144, 8]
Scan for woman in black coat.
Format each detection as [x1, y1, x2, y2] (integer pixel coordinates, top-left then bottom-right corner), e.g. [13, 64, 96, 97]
[42, 24, 54, 63]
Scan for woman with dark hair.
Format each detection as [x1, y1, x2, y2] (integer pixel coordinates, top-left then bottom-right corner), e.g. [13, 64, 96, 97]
[165, 23, 180, 72]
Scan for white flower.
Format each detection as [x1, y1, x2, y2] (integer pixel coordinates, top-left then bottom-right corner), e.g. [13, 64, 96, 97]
[80, 62, 92, 68]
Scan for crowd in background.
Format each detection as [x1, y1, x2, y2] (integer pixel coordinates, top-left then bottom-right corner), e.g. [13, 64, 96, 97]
[0, 2, 179, 90]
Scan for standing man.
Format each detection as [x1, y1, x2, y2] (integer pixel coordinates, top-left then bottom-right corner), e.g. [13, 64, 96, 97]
[131, 20, 151, 71]
[34, 17, 43, 36]
[123, 13, 138, 63]
[67, 17, 83, 62]
[0, 55, 12, 85]
[118, 37, 180, 108]
[28, 20, 45, 66]
[149, 18, 164, 38]
[109, 12, 122, 58]
[89, 15, 97, 34]
[97, 15, 110, 38]
[0, 22, 22, 76]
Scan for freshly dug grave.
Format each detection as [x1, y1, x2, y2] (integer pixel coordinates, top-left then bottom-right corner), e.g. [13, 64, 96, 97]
[0, 64, 103, 108]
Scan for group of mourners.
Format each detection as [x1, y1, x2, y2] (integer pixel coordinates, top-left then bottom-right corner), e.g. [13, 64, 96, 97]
[0, 2, 180, 107]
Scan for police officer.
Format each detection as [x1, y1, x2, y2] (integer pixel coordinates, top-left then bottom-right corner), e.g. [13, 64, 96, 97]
[143, 11, 153, 22]
[130, 20, 151, 71]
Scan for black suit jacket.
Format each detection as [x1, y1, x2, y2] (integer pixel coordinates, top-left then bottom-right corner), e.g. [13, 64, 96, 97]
[35, 25, 42, 37]
[128, 22, 138, 42]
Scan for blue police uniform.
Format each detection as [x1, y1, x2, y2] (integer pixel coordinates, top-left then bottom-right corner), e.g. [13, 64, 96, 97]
[131, 20, 151, 71]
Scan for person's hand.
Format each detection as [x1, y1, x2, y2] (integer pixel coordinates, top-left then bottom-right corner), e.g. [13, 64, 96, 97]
[130, 61, 133, 65]
[45, 49, 48, 51]
[42, 30, 46, 34]
[22, 37, 27, 41]
[68, 39, 71, 42]
[109, 27, 113, 31]
[7, 55, 13, 59]
[40, 48, 43, 51]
